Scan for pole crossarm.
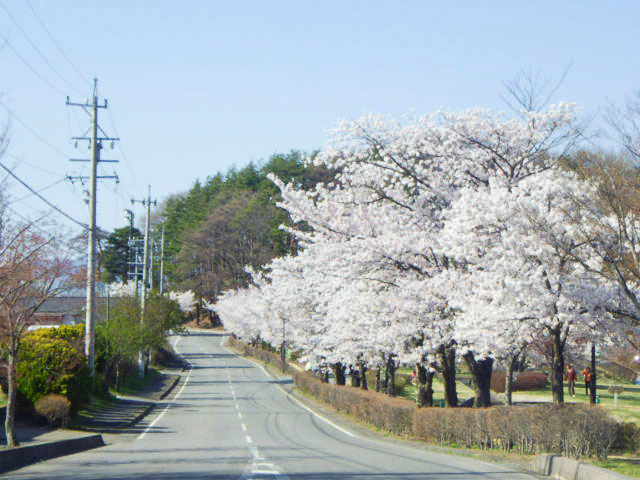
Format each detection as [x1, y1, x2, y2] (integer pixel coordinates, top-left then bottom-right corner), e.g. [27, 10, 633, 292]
[70, 136, 120, 142]
[70, 158, 119, 163]
[66, 78, 120, 377]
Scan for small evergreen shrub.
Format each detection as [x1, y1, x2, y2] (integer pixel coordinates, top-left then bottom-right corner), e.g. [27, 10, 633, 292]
[35, 394, 71, 427]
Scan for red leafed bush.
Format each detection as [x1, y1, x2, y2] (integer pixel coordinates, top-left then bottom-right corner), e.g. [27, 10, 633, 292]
[490, 371, 548, 393]
[35, 394, 71, 427]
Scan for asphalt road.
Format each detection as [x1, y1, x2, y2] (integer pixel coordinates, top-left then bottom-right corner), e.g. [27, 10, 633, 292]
[9, 331, 538, 480]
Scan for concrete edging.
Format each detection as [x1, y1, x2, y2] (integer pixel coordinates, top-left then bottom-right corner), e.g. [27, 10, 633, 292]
[0, 434, 104, 474]
[160, 375, 181, 400]
[531, 454, 631, 480]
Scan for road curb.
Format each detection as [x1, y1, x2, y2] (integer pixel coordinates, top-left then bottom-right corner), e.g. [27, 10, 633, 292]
[159, 375, 181, 400]
[0, 434, 104, 474]
[129, 404, 155, 427]
[530, 454, 631, 479]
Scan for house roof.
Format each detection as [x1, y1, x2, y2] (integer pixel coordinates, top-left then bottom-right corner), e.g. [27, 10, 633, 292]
[36, 297, 109, 315]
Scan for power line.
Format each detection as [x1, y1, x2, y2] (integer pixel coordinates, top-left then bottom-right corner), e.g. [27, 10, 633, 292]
[0, 0, 85, 96]
[5, 204, 52, 235]
[24, 0, 92, 87]
[0, 161, 87, 229]
[4, 151, 61, 176]
[106, 106, 144, 197]
[0, 33, 66, 96]
[0, 103, 68, 158]
[8, 176, 67, 205]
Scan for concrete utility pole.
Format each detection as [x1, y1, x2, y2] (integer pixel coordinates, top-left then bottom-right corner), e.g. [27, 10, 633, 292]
[149, 238, 154, 292]
[132, 185, 156, 374]
[67, 79, 119, 376]
[159, 225, 165, 294]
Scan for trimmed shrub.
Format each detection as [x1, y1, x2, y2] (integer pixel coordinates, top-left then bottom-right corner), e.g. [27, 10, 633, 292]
[491, 371, 548, 393]
[293, 370, 415, 436]
[18, 326, 91, 411]
[414, 403, 618, 459]
[614, 422, 640, 454]
[231, 338, 625, 460]
[35, 394, 71, 427]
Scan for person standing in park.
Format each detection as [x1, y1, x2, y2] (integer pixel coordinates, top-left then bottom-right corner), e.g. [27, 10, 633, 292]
[566, 364, 577, 397]
[582, 366, 593, 395]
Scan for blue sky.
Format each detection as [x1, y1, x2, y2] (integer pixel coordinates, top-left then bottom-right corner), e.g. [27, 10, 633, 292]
[1, 1, 639, 233]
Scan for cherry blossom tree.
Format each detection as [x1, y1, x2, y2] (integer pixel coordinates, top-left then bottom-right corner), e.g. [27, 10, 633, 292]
[216, 102, 614, 408]
[168, 290, 197, 314]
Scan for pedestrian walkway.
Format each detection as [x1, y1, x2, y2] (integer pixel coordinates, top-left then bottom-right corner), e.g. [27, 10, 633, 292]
[1, 369, 182, 449]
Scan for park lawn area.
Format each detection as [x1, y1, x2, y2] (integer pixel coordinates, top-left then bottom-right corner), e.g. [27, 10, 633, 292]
[595, 459, 640, 478]
[115, 368, 163, 396]
[395, 368, 640, 426]
[510, 386, 640, 424]
[398, 374, 475, 404]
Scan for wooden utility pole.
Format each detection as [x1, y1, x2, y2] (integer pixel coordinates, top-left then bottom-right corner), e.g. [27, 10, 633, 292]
[67, 79, 118, 376]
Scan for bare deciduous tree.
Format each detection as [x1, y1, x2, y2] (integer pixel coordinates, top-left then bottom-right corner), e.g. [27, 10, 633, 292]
[0, 217, 73, 447]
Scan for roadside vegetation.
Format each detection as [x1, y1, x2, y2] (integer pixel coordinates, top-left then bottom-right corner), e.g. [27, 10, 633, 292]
[231, 337, 640, 477]
[2, 292, 188, 445]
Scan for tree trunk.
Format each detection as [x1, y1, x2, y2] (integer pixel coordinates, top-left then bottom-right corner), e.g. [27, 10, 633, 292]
[333, 363, 346, 386]
[551, 327, 565, 404]
[359, 362, 368, 390]
[5, 354, 18, 447]
[590, 343, 597, 405]
[375, 368, 381, 392]
[386, 355, 396, 396]
[280, 342, 286, 372]
[463, 351, 493, 408]
[505, 355, 517, 406]
[350, 366, 360, 387]
[381, 354, 389, 392]
[437, 343, 458, 407]
[196, 301, 201, 327]
[416, 363, 434, 407]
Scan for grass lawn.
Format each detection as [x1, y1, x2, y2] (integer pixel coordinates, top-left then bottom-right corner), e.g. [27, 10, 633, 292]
[395, 366, 640, 424]
[114, 368, 163, 397]
[595, 459, 640, 478]
[509, 384, 640, 424]
[395, 370, 640, 478]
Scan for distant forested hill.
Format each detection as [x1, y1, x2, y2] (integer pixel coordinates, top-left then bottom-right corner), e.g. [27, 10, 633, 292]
[159, 150, 333, 304]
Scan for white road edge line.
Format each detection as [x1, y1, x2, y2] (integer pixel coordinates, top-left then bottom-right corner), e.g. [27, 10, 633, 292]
[221, 339, 357, 439]
[137, 336, 193, 440]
